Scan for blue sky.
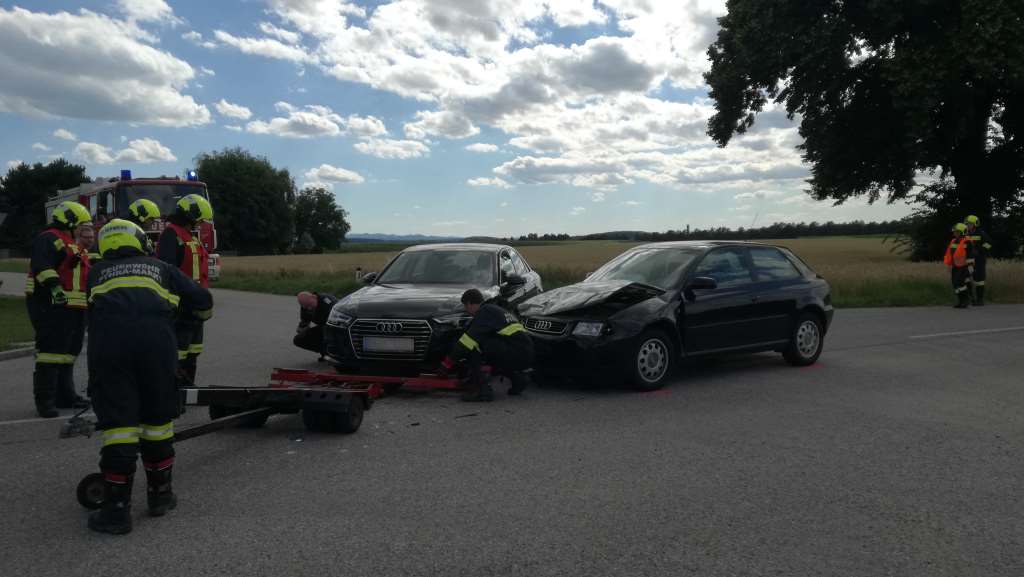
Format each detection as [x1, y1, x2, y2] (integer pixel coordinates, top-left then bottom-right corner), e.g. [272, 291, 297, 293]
[1, 0, 912, 236]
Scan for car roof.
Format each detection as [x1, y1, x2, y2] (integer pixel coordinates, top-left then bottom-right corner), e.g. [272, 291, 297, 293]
[632, 240, 779, 251]
[402, 243, 508, 253]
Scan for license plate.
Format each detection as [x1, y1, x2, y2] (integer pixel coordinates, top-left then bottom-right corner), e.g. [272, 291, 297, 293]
[363, 337, 414, 353]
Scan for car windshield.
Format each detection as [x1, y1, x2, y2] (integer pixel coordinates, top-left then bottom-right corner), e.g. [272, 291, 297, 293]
[587, 248, 699, 289]
[118, 184, 209, 219]
[376, 250, 496, 285]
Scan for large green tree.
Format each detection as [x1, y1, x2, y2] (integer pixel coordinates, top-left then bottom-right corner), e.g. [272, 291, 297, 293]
[705, 0, 1024, 221]
[194, 148, 295, 255]
[0, 159, 90, 252]
[293, 187, 351, 251]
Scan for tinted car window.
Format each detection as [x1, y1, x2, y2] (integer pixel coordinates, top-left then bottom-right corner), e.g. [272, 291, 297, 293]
[588, 248, 699, 289]
[377, 250, 496, 285]
[693, 248, 753, 289]
[749, 247, 802, 281]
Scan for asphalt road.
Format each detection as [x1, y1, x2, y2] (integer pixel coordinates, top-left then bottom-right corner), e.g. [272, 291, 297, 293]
[0, 281, 1021, 576]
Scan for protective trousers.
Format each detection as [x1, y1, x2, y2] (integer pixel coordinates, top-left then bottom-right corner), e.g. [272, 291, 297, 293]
[175, 318, 205, 384]
[466, 333, 535, 385]
[972, 256, 987, 305]
[952, 267, 972, 307]
[26, 297, 85, 414]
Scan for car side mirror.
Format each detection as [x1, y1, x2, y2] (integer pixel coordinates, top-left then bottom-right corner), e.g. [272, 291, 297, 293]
[687, 276, 717, 290]
[500, 274, 526, 295]
[361, 271, 377, 285]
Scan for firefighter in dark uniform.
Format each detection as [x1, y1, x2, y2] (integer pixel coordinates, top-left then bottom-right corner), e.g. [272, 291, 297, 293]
[24, 201, 92, 417]
[127, 198, 161, 229]
[439, 289, 535, 402]
[86, 219, 213, 535]
[965, 215, 992, 306]
[945, 223, 976, 309]
[157, 194, 213, 385]
[294, 291, 338, 357]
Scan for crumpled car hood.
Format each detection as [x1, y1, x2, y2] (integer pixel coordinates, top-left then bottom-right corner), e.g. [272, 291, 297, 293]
[517, 280, 664, 317]
[336, 284, 498, 319]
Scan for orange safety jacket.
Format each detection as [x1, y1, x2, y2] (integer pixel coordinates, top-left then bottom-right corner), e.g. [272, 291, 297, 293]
[166, 223, 209, 288]
[25, 228, 90, 309]
[943, 237, 974, 268]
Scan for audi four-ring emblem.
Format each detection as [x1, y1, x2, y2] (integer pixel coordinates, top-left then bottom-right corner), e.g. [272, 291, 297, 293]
[532, 320, 552, 331]
[376, 321, 404, 333]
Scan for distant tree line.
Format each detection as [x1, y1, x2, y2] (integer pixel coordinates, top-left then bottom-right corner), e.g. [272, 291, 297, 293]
[513, 220, 908, 243]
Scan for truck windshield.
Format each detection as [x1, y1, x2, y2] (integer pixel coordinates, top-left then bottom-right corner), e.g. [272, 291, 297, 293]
[376, 250, 496, 285]
[587, 248, 699, 289]
[119, 184, 209, 219]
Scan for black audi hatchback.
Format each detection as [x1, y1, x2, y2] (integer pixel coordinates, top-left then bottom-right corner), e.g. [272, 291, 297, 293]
[518, 241, 833, 390]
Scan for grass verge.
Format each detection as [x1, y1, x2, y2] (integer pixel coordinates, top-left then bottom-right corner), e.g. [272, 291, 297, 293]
[0, 296, 34, 351]
[0, 259, 29, 273]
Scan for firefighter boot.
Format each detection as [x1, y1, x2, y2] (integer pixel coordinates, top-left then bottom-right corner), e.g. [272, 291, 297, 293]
[33, 366, 59, 418]
[954, 291, 969, 309]
[88, 474, 133, 535]
[56, 365, 89, 409]
[974, 286, 985, 306]
[144, 463, 177, 517]
[508, 370, 533, 396]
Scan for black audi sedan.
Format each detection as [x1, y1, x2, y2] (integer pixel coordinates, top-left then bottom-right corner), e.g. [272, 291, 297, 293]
[518, 241, 833, 390]
[324, 243, 542, 374]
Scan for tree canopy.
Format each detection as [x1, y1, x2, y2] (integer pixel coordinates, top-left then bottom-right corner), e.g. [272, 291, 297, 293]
[194, 148, 296, 255]
[705, 0, 1024, 220]
[0, 159, 90, 251]
[293, 187, 351, 252]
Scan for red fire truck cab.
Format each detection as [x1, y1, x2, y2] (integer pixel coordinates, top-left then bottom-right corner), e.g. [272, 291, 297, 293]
[47, 169, 220, 280]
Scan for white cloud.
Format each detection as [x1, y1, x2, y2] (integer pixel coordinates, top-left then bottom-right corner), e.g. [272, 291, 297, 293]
[225, 125, 243, 132]
[182, 30, 217, 49]
[468, 177, 511, 189]
[345, 115, 388, 138]
[499, 201, 509, 207]
[433, 220, 468, 227]
[304, 163, 365, 187]
[32, 142, 50, 151]
[259, 21, 301, 44]
[569, 206, 586, 216]
[213, 30, 311, 63]
[0, 7, 209, 127]
[6, 160, 24, 170]
[215, 99, 253, 120]
[466, 143, 499, 153]
[622, 200, 641, 206]
[404, 110, 479, 140]
[74, 138, 176, 164]
[117, 0, 181, 25]
[53, 129, 77, 141]
[354, 138, 429, 159]
[199, 66, 216, 77]
[246, 103, 387, 140]
[590, 191, 606, 202]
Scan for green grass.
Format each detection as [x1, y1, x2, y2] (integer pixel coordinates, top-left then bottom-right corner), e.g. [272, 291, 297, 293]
[0, 259, 28, 273]
[0, 296, 34, 351]
[214, 269, 364, 297]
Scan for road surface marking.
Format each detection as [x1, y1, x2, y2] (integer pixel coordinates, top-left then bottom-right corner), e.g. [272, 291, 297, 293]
[909, 326, 1024, 340]
[0, 412, 94, 427]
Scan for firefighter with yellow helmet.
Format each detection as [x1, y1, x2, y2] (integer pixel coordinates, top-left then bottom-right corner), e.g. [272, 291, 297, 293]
[964, 215, 992, 305]
[157, 194, 213, 385]
[86, 219, 212, 534]
[24, 201, 92, 418]
[944, 223, 976, 309]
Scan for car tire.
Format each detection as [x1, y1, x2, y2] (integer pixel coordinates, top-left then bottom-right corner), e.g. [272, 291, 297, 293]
[628, 328, 677, 391]
[783, 312, 824, 366]
[302, 400, 364, 434]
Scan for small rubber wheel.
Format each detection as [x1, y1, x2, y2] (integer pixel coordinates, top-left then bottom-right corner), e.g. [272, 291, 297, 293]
[77, 472, 106, 510]
[628, 328, 677, 392]
[332, 399, 364, 434]
[783, 313, 824, 366]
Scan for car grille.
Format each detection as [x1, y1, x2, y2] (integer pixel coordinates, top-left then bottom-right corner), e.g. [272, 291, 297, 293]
[348, 319, 433, 360]
[524, 317, 569, 336]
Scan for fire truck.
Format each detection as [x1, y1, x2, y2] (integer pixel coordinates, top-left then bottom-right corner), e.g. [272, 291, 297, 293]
[46, 169, 220, 280]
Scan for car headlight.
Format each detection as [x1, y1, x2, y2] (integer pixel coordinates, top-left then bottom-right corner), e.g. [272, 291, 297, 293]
[572, 321, 604, 337]
[327, 307, 354, 328]
[433, 312, 472, 328]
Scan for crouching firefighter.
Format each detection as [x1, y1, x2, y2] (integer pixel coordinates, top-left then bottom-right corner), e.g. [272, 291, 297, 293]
[25, 201, 92, 418]
[158, 194, 213, 385]
[439, 289, 535, 402]
[944, 223, 976, 309]
[86, 219, 213, 535]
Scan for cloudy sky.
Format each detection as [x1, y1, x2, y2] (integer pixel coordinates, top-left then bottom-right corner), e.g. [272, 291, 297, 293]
[1, 0, 912, 236]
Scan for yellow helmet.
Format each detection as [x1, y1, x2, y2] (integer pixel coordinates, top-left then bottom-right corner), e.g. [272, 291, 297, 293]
[953, 223, 967, 234]
[965, 215, 979, 225]
[175, 194, 213, 223]
[98, 218, 148, 257]
[129, 198, 161, 224]
[52, 201, 92, 229]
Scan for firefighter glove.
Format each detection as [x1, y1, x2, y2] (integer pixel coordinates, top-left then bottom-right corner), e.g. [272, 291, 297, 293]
[49, 286, 67, 306]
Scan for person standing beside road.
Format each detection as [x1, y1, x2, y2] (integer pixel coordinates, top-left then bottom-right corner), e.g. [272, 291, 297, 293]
[438, 288, 535, 402]
[945, 223, 976, 309]
[294, 291, 338, 358]
[965, 215, 993, 306]
[24, 201, 92, 418]
[158, 194, 213, 385]
[86, 219, 213, 535]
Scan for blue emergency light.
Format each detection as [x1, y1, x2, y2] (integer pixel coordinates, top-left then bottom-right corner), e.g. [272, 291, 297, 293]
[120, 169, 132, 180]
[186, 170, 198, 181]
